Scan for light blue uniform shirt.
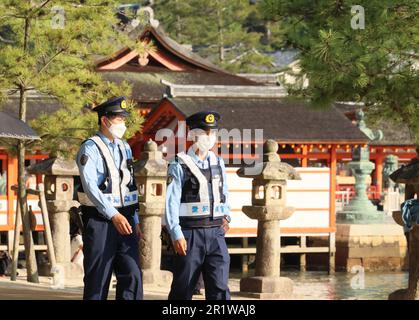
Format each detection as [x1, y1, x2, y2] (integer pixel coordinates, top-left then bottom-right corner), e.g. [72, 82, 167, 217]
[164, 147, 231, 241]
[76, 131, 139, 225]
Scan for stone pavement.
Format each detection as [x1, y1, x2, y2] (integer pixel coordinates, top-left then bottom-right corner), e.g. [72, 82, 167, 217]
[2, 268, 405, 300]
[0, 269, 261, 300]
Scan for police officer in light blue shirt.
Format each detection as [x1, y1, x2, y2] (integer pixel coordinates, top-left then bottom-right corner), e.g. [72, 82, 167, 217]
[76, 96, 143, 300]
[165, 110, 231, 300]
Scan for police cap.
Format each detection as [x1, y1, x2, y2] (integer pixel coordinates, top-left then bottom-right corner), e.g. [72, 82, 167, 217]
[186, 111, 221, 130]
[93, 96, 129, 118]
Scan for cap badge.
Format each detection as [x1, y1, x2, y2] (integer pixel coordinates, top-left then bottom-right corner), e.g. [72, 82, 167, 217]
[121, 100, 127, 109]
[205, 114, 215, 124]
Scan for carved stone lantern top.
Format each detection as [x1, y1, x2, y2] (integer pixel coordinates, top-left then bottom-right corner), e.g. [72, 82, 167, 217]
[27, 157, 79, 176]
[237, 139, 301, 181]
[355, 109, 383, 142]
[133, 140, 167, 177]
[27, 157, 79, 207]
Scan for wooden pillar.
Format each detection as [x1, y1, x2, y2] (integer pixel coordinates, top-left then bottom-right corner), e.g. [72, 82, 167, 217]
[329, 232, 336, 275]
[7, 230, 14, 254]
[1, 155, 6, 173]
[375, 147, 384, 198]
[35, 152, 43, 185]
[302, 145, 308, 167]
[241, 237, 249, 276]
[329, 145, 337, 228]
[329, 146, 337, 275]
[7, 155, 18, 230]
[300, 235, 307, 272]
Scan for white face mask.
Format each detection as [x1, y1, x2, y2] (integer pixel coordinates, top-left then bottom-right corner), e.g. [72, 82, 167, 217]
[106, 119, 127, 139]
[195, 134, 217, 152]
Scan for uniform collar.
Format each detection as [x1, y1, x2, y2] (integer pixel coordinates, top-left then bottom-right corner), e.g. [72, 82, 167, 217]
[187, 146, 210, 164]
[97, 131, 116, 146]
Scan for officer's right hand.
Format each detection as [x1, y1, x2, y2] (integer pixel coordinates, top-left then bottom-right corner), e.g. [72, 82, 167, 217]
[173, 238, 187, 256]
[111, 213, 133, 235]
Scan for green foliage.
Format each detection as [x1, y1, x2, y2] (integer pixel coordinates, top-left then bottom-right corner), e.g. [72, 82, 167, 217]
[260, 0, 419, 143]
[152, 0, 283, 72]
[30, 97, 143, 158]
[0, 0, 145, 159]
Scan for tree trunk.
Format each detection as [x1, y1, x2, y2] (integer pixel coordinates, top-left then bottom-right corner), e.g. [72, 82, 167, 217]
[216, 1, 225, 62]
[17, 16, 39, 283]
[18, 86, 39, 283]
[175, 0, 182, 41]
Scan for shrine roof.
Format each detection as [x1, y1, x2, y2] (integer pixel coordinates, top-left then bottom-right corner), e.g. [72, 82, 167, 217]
[100, 70, 258, 102]
[156, 97, 369, 143]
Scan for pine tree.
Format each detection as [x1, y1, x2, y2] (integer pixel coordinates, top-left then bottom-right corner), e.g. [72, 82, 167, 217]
[152, 0, 280, 72]
[0, 0, 144, 282]
[260, 0, 419, 143]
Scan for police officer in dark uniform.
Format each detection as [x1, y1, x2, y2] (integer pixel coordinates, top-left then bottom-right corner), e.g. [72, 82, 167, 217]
[165, 111, 231, 300]
[76, 96, 143, 300]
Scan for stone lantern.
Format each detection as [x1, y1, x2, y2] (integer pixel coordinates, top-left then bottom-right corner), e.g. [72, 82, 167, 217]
[337, 109, 384, 224]
[133, 140, 172, 285]
[337, 150, 383, 223]
[237, 139, 300, 299]
[383, 155, 399, 190]
[388, 160, 419, 300]
[27, 157, 80, 271]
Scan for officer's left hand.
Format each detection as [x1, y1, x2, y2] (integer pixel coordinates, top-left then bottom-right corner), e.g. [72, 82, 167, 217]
[112, 213, 133, 235]
[221, 218, 230, 234]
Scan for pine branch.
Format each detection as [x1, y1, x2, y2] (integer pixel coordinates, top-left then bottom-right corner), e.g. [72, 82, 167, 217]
[36, 48, 66, 75]
[0, 14, 26, 20]
[30, 0, 52, 17]
[0, 35, 15, 44]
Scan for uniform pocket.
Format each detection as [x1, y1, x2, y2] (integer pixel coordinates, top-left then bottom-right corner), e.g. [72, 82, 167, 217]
[215, 229, 230, 263]
[182, 229, 192, 240]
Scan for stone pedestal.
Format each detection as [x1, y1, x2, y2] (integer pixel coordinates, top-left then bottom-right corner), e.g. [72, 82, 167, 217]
[336, 220, 407, 272]
[239, 207, 295, 299]
[27, 157, 83, 279]
[240, 277, 294, 299]
[46, 201, 74, 264]
[337, 160, 384, 224]
[138, 202, 172, 285]
[46, 200, 83, 279]
[134, 140, 172, 286]
[236, 140, 300, 299]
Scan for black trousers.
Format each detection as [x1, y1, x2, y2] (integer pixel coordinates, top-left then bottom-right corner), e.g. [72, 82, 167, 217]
[81, 206, 143, 300]
[169, 226, 231, 300]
